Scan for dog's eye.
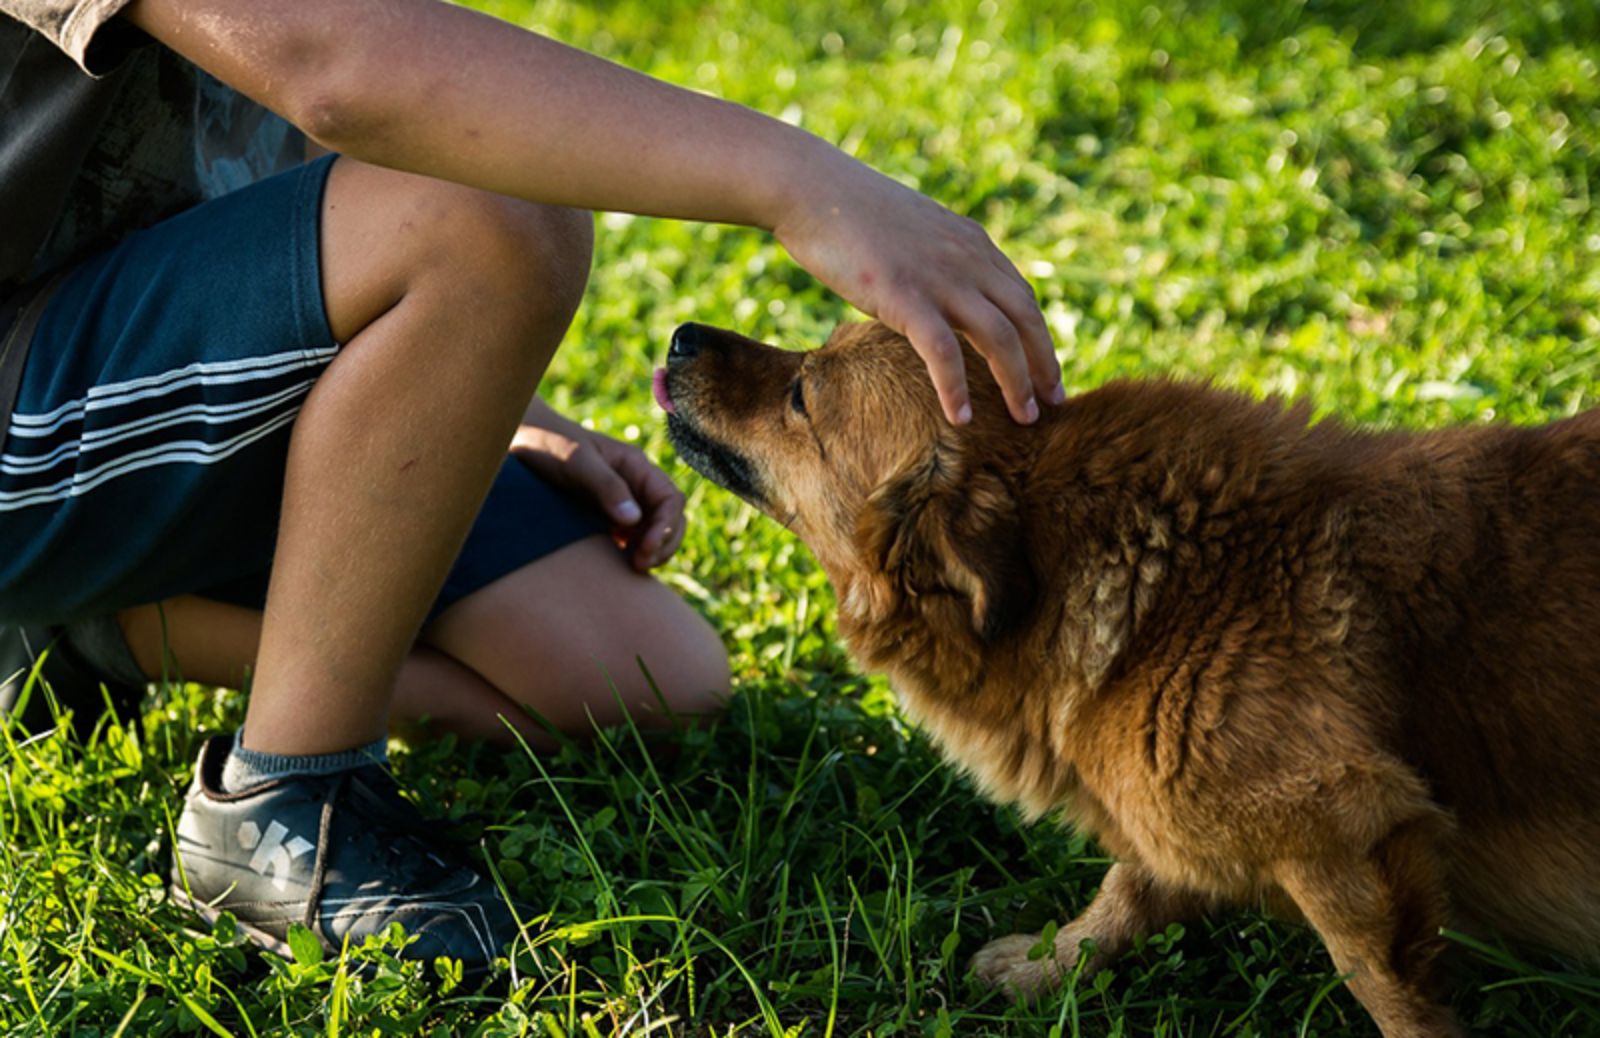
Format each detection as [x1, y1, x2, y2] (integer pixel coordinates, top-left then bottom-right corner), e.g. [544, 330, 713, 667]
[790, 379, 808, 418]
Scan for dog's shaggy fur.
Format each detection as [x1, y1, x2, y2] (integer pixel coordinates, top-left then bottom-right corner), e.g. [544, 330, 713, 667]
[661, 319, 1600, 1037]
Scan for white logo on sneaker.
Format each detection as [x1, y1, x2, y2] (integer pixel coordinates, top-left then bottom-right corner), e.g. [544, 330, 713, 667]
[237, 819, 315, 892]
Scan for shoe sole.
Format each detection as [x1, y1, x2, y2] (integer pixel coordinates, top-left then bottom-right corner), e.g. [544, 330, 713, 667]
[169, 884, 504, 987]
[169, 885, 298, 960]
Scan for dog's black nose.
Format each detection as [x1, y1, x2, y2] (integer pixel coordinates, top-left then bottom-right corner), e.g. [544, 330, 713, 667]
[669, 323, 702, 361]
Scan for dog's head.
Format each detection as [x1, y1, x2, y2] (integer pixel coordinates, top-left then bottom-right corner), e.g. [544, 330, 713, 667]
[659, 320, 1038, 644]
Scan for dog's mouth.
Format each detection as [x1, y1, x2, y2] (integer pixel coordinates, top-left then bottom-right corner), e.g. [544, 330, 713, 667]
[658, 369, 767, 508]
[666, 414, 767, 508]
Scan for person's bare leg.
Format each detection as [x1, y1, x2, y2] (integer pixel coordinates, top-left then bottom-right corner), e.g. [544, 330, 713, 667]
[420, 534, 730, 733]
[118, 595, 555, 747]
[118, 536, 729, 746]
[386, 646, 557, 748]
[238, 158, 592, 755]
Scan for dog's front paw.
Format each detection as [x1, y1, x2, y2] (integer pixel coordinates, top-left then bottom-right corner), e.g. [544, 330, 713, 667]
[970, 932, 1071, 1001]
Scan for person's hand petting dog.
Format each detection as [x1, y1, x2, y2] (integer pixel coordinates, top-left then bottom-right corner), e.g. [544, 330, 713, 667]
[512, 399, 685, 572]
[771, 151, 1064, 425]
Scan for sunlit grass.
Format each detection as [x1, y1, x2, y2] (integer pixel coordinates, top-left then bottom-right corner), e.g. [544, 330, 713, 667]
[3, 0, 1597, 1034]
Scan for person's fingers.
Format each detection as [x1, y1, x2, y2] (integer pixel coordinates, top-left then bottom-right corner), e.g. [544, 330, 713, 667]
[610, 444, 682, 514]
[950, 295, 1038, 425]
[638, 508, 685, 569]
[900, 308, 972, 425]
[776, 163, 1061, 422]
[520, 439, 642, 526]
[659, 514, 687, 561]
[602, 442, 687, 569]
[642, 482, 686, 567]
[986, 260, 1065, 405]
[629, 495, 684, 569]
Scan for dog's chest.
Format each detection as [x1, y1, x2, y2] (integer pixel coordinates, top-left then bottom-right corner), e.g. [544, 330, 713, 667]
[893, 666, 1257, 891]
[890, 671, 1084, 822]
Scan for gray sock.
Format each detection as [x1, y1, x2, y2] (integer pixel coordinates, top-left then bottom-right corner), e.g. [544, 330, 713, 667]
[220, 731, 388, 793]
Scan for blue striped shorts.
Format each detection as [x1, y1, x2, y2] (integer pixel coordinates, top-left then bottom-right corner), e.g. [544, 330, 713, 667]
[0, 155, 606, 626]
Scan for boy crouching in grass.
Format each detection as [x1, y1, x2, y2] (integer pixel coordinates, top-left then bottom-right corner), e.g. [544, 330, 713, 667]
[0, 0, 1059, 974]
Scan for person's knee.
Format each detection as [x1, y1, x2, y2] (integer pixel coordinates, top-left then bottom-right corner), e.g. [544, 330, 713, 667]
[421, 537, 732, 734]
[636, 609, 731, 722]
[320, 159, 594, 346]
[567, 591, 730, 730]
[447, 191, 594, 331]
[405, 183, 593, 335]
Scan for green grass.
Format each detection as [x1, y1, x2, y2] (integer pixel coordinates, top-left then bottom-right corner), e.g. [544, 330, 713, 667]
[5, 0, 1600, 1033]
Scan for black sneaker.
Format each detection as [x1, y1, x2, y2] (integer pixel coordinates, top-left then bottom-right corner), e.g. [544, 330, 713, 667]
[169, 736, 525, 977]
[0, 623, 145, 735]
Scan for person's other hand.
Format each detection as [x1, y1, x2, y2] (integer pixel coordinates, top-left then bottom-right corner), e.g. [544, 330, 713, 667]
[512, 417, 685, 572]
[772, 154, 1063, 426]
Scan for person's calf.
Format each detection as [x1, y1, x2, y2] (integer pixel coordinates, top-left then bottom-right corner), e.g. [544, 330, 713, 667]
[243, 160, 594, 756]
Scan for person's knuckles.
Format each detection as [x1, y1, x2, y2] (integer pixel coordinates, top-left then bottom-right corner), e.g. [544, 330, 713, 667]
[970, 320, 1029, 385]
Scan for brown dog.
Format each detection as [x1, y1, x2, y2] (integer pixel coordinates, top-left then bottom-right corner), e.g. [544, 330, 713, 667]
[656, 319, 1600, 1037]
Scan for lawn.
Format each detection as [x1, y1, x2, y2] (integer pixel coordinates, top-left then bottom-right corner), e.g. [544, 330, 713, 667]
[5, 0, 1600, 1034]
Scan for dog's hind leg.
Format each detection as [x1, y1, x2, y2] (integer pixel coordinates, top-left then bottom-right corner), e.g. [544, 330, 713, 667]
[1272, 818, 1462, 1038]
[970, 861, 1211, 1000]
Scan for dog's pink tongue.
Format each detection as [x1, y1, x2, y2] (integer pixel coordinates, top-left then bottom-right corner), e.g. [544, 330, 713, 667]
[652, 367, 676, 414]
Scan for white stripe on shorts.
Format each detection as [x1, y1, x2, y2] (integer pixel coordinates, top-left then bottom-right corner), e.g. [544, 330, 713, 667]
[8, 346, 339, 436]
[0, 406, 303, 512]
[0, 378, 318, 476]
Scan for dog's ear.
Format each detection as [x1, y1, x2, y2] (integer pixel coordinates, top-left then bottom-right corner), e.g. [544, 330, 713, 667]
[851, 445, 1037, 643]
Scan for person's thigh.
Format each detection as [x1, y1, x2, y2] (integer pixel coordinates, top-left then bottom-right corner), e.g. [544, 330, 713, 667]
[116, 591, 549, 746]
[0, 156, 340, 625]
[0, 153, 592, 628]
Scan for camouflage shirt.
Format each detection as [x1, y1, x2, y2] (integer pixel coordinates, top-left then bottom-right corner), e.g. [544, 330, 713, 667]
[0, 0, 306, 294]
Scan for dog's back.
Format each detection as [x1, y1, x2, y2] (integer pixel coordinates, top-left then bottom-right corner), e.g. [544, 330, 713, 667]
[1358, 409, 1600, 957]
[1040, 383, 1600, 958]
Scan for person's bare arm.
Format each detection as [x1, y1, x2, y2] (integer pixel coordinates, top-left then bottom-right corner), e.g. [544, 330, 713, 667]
[125, 0, 1062, 423]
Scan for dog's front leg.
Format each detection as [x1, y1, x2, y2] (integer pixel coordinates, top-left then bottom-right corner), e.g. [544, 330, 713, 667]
[1271, 819, 1462, 1038]
[970, 860, 1208, 1000]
